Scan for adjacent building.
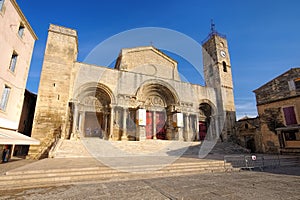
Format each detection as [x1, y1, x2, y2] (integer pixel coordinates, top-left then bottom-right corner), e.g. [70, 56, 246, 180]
[235, 116, 260, 153]
[28, 24, 236, 159]
[0, 0, 39, 156]
[253, 68, 300, 154]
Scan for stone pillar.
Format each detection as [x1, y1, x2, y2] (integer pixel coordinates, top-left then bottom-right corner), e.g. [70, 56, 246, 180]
[121, 108, 128, 141]
[71, 103, 78, 139]
[185, 114, 192, 142]
[80, 112, 85, 138]
[109, 107, 114, 140]
[195, 115, 199, 141]
[153, 111, 157, 140]
[10, 145, 15, 158]
[178, 127, 184, 141]
[166, 114, 173, 140]
[103, 112, 108, 140]
[138, 126, 146, 141]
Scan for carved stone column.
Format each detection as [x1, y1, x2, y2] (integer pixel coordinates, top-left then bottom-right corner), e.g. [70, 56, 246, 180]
[71, 103, 79, 140]
[185, 114, 192, 141]
[178, 127, 184, 141]
[138, 126, 146, 141]
[166, 114, 173, 140]
[109, 106, 114, 140]
[195, 114, 200, 141]
[153, 111, 157, 140]
[79, 112, 85, 138]
[121, 108, 128, 141]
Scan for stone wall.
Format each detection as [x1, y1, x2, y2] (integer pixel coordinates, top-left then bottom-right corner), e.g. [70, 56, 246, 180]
[254, 68, 300, 105]
[115, 47, 180, 81]
[0, 0, 36, 130]
[29, 25, 238, 159]
[257, 97, 300, 153]
[28, 24, 77, 159]
[202, 34, 236, 141]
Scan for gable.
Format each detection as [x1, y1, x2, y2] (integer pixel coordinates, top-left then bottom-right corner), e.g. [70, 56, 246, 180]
[115, 46, 180, 80]
[253, 68, 300, 105]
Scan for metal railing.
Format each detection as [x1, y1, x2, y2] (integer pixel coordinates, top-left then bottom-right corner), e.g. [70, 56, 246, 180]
[224, 154, 286, 171]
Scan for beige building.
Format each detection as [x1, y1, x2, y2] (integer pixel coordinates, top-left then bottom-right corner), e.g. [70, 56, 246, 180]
[28, 24, 236, 159]
[253, 68, 300, 154]
[0, 0, 38, 150]
[235, 116, 260, 153]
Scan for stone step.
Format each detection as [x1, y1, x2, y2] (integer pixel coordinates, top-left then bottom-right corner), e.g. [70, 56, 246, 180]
[3, 161, 231, 178]
[0, 168, 230, 190]
[0, 161, 232, 189]
[0, 167, 232, 190]
[1, 165, 229, 182]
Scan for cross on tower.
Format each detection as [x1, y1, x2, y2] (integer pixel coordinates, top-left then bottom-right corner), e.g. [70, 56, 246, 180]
[210, 19, 216, 33]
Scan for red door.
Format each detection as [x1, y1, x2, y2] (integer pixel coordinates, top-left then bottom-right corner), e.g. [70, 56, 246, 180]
[199, 121, 207, 141]
[156, 112, 166, 140]
[146, 111, 153, 139]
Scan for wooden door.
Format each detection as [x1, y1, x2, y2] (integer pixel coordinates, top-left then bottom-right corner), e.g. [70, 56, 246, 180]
[199, 121, 207, 141]
[84, 112, 102, 137]
[156, 112, 166, 140]
[146, 111, 153, 139]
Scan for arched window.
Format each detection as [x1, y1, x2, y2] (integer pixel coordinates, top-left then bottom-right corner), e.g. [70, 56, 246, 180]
[222, 61, 227, 72]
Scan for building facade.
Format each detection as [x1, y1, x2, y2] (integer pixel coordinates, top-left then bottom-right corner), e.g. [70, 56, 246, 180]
[235, 116, 260, 153]
[253, 68, 300, 154]
[0, 0, 38, 154]
[28, 24, 236, 159]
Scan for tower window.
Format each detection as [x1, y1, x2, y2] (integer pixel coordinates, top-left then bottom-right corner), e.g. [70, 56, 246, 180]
[222, 61, 227, 72]
[18, 23, 25, 38]
[0, 85, 11, 111]
[9, 52, 18, 72]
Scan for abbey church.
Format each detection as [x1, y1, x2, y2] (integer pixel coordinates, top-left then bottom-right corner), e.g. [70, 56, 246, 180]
[28, 24, 236, 159]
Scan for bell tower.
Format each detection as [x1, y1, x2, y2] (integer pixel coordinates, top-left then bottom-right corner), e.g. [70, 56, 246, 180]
[202, 21, 236, 141]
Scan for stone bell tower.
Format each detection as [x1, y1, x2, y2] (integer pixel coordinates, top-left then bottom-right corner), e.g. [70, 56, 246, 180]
[28, 24, 78, 159]
[202, 22, 236, 141]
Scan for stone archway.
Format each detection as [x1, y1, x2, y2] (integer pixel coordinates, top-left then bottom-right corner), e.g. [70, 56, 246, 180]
[136, 81, 180, 140]
[199, 102, 215, 141]
[73, 83, 114, 140]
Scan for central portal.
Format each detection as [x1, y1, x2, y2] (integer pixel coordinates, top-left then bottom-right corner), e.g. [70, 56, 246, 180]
[146, 111, 166, 139]
[136, 81, 180, 141]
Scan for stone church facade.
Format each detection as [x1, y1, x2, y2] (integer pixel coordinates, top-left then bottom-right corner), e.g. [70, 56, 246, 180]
[28, 24, 236, 159]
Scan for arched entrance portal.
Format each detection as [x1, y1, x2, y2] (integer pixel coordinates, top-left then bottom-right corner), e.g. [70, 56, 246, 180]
[199, 103, 213, 141]
[75, 84, 113, 140]
[137, 82, 179, 140]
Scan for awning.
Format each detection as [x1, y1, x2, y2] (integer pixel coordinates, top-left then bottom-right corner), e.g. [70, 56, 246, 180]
[0, 129, 40, 145]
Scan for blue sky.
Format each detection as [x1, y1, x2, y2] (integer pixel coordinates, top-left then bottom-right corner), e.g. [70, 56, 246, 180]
[17, 0, 300, 119]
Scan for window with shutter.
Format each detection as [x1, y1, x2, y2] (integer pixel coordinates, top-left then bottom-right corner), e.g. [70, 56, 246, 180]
[18, 23, 25, 38]
[9, 52, 18, 72]
[283, 106, 297, 125]
[0, 86, 11, 111]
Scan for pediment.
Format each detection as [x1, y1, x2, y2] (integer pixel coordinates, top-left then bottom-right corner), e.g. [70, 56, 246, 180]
[115, 46, 180, 80]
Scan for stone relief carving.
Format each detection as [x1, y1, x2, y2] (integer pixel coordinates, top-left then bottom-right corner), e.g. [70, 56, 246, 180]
[117, 94, 137, 107]
[83, 96, 101, 106]
[81, 96, 108, 112]
[145, 95, 165, 107]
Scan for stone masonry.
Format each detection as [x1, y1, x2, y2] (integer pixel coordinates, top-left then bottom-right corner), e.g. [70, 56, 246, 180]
[28, 24, 236, 159]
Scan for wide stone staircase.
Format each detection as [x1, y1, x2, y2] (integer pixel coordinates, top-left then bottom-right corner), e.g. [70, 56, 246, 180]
[1, 139, 299, 190]
[0, 139, 239, 190]
[0, 156, 235, 190]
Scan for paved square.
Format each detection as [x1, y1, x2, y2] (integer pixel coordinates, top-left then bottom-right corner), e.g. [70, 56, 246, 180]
[1, 167, 299, 200]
